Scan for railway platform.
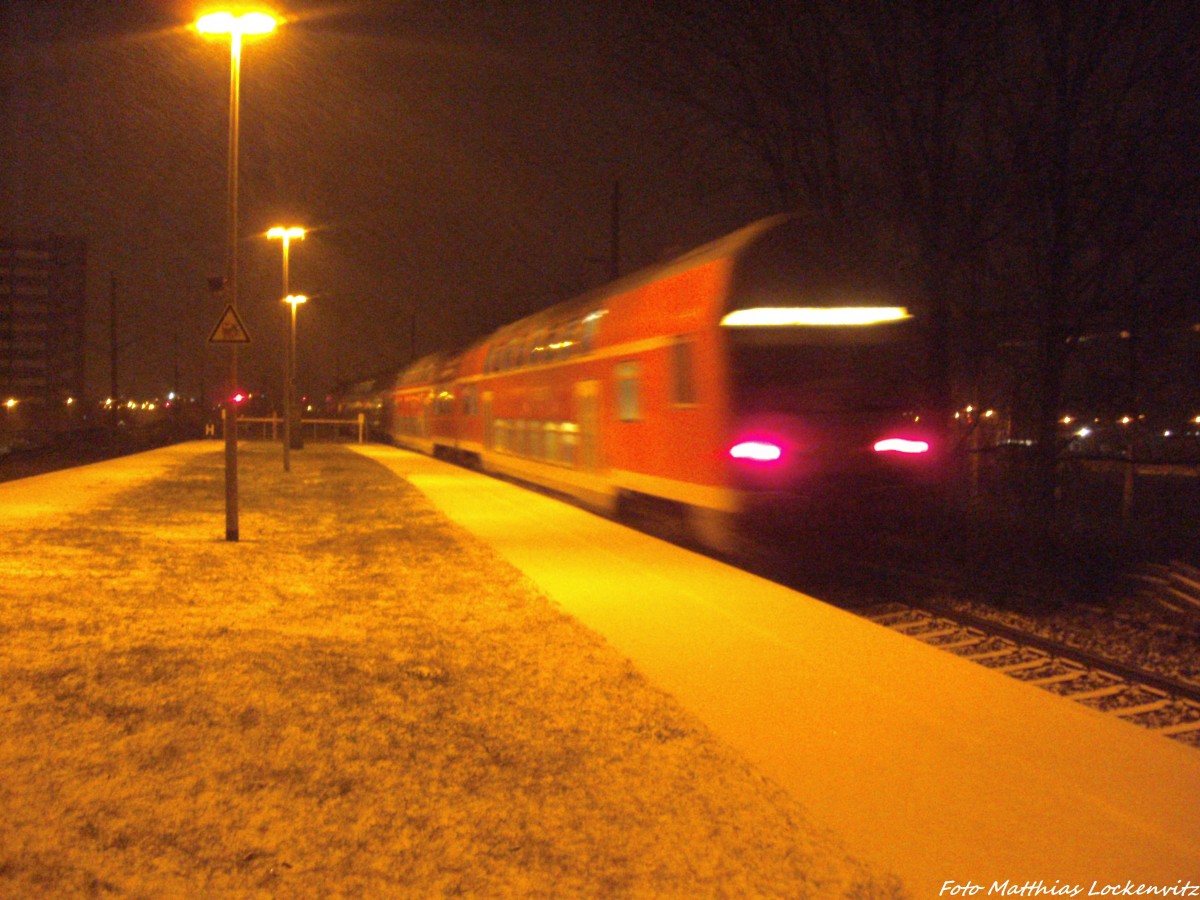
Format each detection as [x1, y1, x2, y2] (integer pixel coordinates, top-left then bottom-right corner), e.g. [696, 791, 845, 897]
[2, 441, 1197, 896]
[354, 443, 1200, 894]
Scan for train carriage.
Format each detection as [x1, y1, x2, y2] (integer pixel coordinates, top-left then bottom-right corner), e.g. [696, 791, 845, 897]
[380, 215, 941, 552]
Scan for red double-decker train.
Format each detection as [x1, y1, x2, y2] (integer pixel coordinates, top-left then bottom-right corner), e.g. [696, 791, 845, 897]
[371, 215, 943, 552]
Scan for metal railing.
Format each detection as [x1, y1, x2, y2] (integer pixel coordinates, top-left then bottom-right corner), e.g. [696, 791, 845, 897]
[209, 413, 366, 444]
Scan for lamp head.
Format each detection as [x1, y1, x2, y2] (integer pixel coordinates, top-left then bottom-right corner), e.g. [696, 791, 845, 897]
[196, 10, 278, 37]
[268, 226, 306, 240]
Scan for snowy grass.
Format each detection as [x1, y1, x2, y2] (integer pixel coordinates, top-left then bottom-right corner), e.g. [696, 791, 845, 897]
[0, 443, 901, 897]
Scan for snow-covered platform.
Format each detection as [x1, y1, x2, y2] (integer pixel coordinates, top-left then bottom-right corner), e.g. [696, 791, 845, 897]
[354, 444, 1200, 896]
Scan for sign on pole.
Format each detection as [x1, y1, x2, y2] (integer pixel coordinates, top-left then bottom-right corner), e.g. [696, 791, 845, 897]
[208, 305, 251, 344]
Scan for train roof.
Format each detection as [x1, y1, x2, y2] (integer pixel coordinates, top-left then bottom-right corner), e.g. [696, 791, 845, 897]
[383, 214, 917, 387]
[484, 214, 913, 342]
[482, 216, 787, 345]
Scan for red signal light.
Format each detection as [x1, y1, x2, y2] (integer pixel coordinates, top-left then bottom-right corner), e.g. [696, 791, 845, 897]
[231, 392, 246, 405]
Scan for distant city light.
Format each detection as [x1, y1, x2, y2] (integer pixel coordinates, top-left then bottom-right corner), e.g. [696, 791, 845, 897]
[1076, 427, 1092, 438]
[1119, 416, 1133, 425]
[4, 398, 17, 409]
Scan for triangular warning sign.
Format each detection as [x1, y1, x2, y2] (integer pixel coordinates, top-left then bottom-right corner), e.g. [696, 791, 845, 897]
[208, 305, 251, 344]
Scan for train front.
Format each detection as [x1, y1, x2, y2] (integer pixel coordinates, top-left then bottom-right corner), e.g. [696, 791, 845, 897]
[718, 219, 944, 535]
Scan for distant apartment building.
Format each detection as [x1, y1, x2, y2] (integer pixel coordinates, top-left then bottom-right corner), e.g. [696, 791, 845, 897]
[0, 233, 86, 404]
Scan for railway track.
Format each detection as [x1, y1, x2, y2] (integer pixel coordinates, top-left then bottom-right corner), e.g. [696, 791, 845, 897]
[860, 599, 1200, 748]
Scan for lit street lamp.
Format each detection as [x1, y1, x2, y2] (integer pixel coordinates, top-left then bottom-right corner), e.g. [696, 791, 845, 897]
[268, 226, 306, 470]
[195, 8, 278, 541]
[285, 292, 307, 470]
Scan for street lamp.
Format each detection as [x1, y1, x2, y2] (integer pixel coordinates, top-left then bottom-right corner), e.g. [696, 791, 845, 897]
[284, 295, 308, 401]
[284, 291, 307, 470]
[268, 226, 306, 470]
[195, 8, 278, 542]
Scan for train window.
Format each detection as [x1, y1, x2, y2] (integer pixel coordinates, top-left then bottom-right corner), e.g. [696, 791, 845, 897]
[581, 309, 606, 353]
[544, 326, 560, 362]
[730, 328, 925, 415]
[564, 320, 583, 357]
[460, 385, 477, 417]
[672, 338, 697, 406]
[615, 361, 642, 421]
[560, 421, 579, 465]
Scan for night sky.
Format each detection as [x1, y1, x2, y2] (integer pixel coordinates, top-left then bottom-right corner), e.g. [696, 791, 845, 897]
[2, 0, 771, 405]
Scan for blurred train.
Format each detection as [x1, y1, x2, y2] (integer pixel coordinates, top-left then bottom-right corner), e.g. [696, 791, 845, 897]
[361, 215, 944, 552]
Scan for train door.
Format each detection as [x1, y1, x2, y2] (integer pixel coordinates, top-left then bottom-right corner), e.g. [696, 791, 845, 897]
[576, 380, 599, 470]
[482, 391, 494, 451]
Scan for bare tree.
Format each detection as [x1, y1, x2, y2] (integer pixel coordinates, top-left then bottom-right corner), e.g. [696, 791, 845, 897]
[992, 0, 1198, 512]
[616, 1, 1007, 419]
[615, 0, 860, 215]
[838, 1, 1009, 425]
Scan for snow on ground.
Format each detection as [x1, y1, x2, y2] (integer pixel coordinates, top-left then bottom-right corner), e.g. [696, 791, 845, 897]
[0, 442, 900, 897]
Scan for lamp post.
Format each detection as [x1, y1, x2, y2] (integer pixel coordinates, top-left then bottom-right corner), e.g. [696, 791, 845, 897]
[284, 292, 307, 471]
[268, 226, 305, 471]
[196, 9, 278, 542]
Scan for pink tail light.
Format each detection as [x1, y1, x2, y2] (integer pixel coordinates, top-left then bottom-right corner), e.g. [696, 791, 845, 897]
[730, 440, 783, 462]
[874, 437, 930, 455]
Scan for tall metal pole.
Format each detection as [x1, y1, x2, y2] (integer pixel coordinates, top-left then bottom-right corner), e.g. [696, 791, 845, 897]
[282, 235, 292, 471]
[223, 30, 242, 542]
[269, 226, 305, 470]
[198, 10, 277, 541]
[288, 295, 298, 462]
[109, 273, 118, 430]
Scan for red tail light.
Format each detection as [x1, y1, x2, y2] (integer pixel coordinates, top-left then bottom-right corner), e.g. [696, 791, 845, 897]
[873, 437, 930, 455]
[730, 440, 783, 462]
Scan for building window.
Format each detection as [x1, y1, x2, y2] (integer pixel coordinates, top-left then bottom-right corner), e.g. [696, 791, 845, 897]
[615, 361, 642, 421]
